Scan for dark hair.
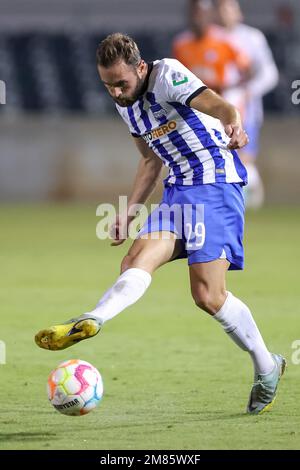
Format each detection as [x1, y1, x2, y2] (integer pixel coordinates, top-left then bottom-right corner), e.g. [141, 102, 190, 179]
[96, 33, 141, 68]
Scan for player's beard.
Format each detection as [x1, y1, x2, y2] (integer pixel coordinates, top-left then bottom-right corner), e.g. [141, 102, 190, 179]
[113, 74, 145, 107]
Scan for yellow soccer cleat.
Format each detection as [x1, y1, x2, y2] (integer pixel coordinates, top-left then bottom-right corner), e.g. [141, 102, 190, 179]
[35, 317, 101, 351]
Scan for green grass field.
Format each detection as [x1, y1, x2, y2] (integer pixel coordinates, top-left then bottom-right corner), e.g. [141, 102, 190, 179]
[0, 204, 300, 450]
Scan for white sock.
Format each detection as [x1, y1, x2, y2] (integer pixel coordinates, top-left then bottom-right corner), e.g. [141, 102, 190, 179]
[214, 292, 274, 376]
[84, 268, 152, 325]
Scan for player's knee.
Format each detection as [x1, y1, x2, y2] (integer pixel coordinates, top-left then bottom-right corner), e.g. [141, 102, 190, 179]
[192, 285, 226, 315]
[120, 248, 147, 273]
[120, 254, 135, 273]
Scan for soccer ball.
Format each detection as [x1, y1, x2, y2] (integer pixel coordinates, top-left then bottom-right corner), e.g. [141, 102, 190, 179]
[47, 359, 103, 416]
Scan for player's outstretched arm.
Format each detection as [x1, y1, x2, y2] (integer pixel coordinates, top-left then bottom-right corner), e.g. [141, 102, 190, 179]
[130, 137, 164, 207]
[189, 89, 249, 150]
[110, 137, 163, 246]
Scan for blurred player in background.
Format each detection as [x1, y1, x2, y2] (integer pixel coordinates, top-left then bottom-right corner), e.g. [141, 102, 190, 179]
[172, 0, 250, 96]
[213, 0, 279, 208]
[35, 33, 286, 414]
[173, 0, 279, 208]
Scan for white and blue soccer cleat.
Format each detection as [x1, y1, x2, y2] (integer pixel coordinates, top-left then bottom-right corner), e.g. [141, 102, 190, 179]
[247, 353, 286, 415]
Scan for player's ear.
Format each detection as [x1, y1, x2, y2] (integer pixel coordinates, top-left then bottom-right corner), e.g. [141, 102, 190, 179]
[137, 60, 147, 78]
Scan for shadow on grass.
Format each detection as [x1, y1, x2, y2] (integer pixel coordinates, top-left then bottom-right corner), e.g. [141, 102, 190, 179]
[96, 412, 251, 431]
[183, 411, 252, 420]
[0, 432, 58, 442]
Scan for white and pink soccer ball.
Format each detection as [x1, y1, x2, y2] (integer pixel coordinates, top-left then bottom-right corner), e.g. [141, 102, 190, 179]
[47, 359, 103, 416]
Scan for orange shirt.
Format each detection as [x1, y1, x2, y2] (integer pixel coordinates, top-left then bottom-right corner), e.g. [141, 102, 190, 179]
[172, 29, 250, 93]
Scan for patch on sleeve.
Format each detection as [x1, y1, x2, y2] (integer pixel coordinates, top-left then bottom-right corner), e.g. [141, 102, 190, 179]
[172, 71, 189, 87]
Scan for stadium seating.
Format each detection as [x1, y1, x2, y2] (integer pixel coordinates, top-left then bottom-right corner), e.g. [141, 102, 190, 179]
[0, 30, 297, 114]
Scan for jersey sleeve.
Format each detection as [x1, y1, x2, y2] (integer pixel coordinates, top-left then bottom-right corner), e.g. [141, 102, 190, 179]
[246, 31, 279, 97]
[161, 59, 207, 106]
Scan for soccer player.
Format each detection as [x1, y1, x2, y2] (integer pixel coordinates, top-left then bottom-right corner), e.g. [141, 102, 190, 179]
[213, 0, 279, 208]
[35, 33, 286, 414]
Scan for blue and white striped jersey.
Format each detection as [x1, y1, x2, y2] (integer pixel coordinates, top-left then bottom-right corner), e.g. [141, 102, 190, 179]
[116, 58, 247, 186]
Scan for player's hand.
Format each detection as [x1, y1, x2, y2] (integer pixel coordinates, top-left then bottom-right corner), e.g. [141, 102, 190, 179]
[225, 124, 249, 150]
[109, 214, 130, 246]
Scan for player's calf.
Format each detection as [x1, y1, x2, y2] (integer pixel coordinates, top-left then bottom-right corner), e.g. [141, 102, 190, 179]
[192, 287, 227, 315]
